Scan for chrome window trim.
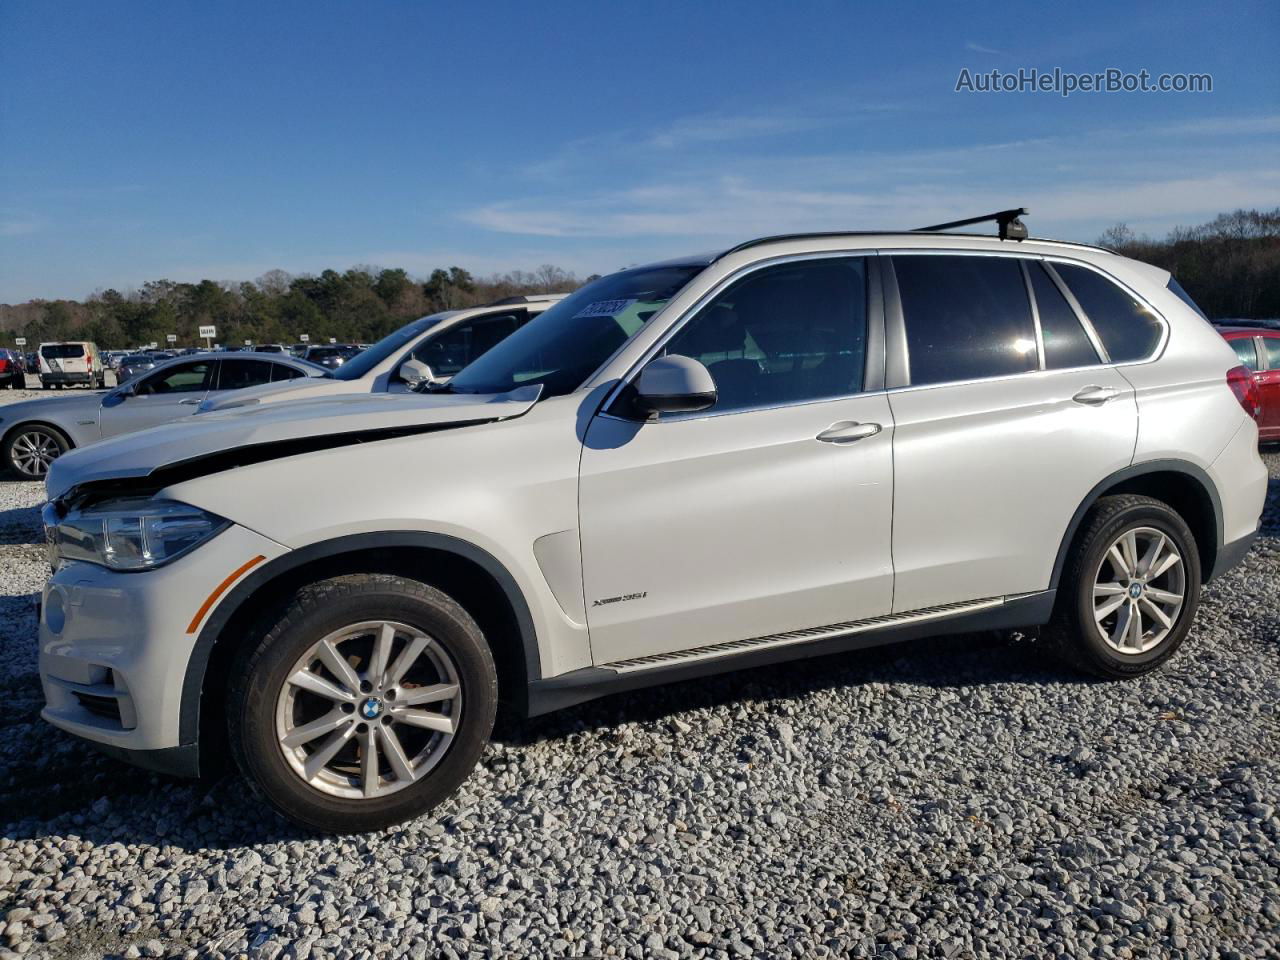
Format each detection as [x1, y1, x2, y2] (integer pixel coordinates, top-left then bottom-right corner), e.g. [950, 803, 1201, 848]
[1019, 260, 1047, 370]
[1024, 260, 1105, 369]
[597, 250, 885, 423]
[1041, 257, 1169, 366]
[1041, 262, 1111, 363]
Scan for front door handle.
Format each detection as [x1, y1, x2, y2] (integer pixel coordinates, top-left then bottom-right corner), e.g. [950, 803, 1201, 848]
[1072, 385, 1120, 406]
[816, 421, 882, 444]
[179, 398, 202, 405]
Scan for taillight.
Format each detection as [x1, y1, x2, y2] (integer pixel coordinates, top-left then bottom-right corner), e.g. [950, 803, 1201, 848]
[1226, 365, 1261, 419]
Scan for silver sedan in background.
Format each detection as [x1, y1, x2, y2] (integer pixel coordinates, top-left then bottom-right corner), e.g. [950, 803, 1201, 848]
[0, 351, 329, 478]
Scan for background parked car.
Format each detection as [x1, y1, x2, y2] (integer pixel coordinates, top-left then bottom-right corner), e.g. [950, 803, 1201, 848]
[0, 348, 26, 388]
[116, 353, 159, 383]
[1218, 324, 1280, 441]
[201, 296, 564, 412]
[0, 351, 329, 478]
[38, 341, 105, 389]
[301, 344, 360, 370]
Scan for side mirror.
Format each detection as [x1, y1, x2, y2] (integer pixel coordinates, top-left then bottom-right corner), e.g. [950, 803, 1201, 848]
[632, 355, 717, 416]
[398, 357, 437, 389]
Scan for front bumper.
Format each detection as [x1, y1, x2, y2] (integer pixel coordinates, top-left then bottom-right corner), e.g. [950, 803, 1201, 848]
[38, 523, 286, 772]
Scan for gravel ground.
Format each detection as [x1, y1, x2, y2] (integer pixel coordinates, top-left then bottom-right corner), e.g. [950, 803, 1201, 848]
[1, 384, 1277, 959]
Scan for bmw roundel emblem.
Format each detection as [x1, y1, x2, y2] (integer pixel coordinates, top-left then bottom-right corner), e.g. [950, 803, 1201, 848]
[361, 697, 383, 720]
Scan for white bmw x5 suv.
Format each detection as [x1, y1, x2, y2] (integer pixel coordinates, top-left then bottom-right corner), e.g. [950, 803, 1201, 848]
[38, 213, 1267, 832]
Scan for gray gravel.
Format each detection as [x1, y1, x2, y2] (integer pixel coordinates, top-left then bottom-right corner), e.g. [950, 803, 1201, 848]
[1, 387, 1277, 959]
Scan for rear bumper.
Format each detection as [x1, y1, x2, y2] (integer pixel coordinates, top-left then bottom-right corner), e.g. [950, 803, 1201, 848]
[41, 371, 93, 384]
[1208, 527, 1259, 581]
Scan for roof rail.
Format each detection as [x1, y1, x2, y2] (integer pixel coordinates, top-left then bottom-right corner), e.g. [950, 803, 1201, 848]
[483, 294, 567, 307]
[915, 208, 1029, 241]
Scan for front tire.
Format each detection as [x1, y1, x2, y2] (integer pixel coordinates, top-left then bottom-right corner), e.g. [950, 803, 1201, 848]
[227, 574, 497, 834]
[3, 424, 70, 479]
[1044, 494, 1201, 678]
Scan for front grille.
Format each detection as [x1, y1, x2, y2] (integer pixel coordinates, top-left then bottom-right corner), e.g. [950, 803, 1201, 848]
[73, 691, 123, 724]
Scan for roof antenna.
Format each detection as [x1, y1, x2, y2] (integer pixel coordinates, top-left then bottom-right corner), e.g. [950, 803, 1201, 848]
[916, 207, 1029, 241]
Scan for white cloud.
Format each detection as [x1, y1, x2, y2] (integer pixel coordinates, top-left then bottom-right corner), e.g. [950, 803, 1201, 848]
[462, 111, 1280, 246]
[0, 218, 41, 237]
[965, 41, 1011, 56]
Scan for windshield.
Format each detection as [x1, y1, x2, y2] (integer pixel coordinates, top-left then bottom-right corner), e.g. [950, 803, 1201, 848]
[331, 314, 445, 380]
[447, 265, 704, 396]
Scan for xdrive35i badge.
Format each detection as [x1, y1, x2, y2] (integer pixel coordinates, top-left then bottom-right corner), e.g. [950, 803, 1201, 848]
[592, 591, 647, 607]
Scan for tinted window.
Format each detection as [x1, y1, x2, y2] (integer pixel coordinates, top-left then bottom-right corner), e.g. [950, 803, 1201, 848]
[895, 255, 1038, 386]
[271, 363, 305, 382]
[136, 361, 211, 394]
[41, 344, 86, 359]
[1029, 262, 1099, 369]
[414, 313, 523, 377]
[1263, 337, 1280, 371]
[659, 258, 867, 414]
[218, 358, 276, 390]
[1054, 263, 1163, 363]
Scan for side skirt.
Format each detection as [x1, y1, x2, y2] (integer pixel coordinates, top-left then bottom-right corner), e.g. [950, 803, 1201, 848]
[525, 590, 1055, 717]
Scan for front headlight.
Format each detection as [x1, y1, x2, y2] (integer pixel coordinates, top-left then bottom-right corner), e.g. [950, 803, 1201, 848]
[49, 498, 229, 571]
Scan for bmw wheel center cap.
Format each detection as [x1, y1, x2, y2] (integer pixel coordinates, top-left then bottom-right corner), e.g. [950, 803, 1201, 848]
[361, 697, 383, 720]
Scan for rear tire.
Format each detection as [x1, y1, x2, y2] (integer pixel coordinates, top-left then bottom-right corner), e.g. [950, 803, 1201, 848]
[227, 574, 497, 834]
[1043, 494, 1201, 678]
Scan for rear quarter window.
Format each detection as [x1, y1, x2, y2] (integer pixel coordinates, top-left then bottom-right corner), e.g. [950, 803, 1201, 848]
[1053, 263, 1164, 364]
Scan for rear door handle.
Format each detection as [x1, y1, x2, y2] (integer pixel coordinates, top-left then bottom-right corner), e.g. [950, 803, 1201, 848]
[179, 398, 201, 405]
[1072, 385, 1120, 406]
[816, 421, 882, 444]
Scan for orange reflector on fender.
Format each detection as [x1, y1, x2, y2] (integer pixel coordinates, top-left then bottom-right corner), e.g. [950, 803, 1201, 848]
[186, 555, 266, 634]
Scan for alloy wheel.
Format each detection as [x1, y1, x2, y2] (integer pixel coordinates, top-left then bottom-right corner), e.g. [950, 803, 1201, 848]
[275, 620, 462, 799]
[10, 430, 61, 477]
[1091, 526, 1186, 655]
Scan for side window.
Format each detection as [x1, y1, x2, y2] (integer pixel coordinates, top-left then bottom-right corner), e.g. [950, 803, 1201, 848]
[413, 313, 522, 376]
[659, 257, 867, 414]
[1262, 337, 1280, 371]
[894, 255, 1038, 387]
[1053, 263, 1163, 363]
[271, 363, 305, 382]
[217, 358, 276, 390]
[135, 361, 212, 395]
[1029, 262, 1100, 369]
[1229, 337, 1259, 371]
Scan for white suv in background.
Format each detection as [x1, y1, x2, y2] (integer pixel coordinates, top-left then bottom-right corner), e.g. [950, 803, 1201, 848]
[199, 296, 565, 412]
[38, 212, 1267, 833]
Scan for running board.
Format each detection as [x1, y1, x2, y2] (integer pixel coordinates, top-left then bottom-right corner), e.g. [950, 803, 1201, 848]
[603, 597, 1004, 674]
[524, 590, 1056, 718]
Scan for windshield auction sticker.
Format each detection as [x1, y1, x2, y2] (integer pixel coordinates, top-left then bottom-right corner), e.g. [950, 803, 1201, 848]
[573, 299, 636, 319]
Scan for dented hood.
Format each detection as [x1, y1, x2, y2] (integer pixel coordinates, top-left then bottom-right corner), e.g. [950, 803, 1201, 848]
[45, 386, 540, 500]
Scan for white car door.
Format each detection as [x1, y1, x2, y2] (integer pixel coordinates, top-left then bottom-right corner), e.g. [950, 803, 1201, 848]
[98, 359, 215, 439]
[885, 254, 1139, 612]
[578, 256, 896, 665]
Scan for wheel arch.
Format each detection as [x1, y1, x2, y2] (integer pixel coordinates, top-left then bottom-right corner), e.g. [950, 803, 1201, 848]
[1050, 459, 1222, 592]
[184, 531, 541, 764]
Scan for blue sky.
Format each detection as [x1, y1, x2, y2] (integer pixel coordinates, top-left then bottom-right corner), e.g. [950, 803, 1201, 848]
[1, 0, 1277, 302]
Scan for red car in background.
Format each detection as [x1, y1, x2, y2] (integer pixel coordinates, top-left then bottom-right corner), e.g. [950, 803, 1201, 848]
[1218, 325, 1280, 442]
[0, 348, 26, 389]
